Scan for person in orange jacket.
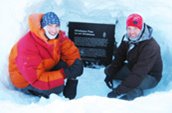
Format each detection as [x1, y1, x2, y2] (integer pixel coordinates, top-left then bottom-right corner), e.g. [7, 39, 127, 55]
[9, 12, 83, 99]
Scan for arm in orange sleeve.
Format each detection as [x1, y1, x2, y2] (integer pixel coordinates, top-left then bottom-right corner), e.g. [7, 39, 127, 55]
[60, 37, 81, 66]
[60, 36, 83, 79]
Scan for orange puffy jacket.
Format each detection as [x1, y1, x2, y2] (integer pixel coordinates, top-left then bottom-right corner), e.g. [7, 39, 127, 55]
[9, 13, 80, 90]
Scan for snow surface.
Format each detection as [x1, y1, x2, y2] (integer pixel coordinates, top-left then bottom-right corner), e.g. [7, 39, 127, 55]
[0, 0, 172, 113]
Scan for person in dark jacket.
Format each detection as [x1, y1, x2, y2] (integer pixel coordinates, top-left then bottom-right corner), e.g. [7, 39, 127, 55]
[104, 13, 163, 100]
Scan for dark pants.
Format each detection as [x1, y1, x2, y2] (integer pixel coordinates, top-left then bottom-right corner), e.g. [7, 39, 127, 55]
[19, 60, 67, 98]
[106, 65, 158, 100]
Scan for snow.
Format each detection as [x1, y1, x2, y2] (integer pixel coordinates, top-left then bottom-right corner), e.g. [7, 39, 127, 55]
[0, 0, 172, 113]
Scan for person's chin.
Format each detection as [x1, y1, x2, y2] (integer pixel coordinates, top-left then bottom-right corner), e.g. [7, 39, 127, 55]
[129, 37, 135, 39]
[49, 32, 57, 35]
[130, 35, 137, 38]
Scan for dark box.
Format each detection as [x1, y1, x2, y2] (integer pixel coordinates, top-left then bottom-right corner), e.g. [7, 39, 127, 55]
[68, 22, 116, 67]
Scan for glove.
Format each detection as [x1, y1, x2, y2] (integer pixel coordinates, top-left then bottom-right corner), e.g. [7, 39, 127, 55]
[104, 74, 113, 89]
[63, 79, 78, 100]
[50, 60, 67, 71]
[64, 59, 83, 79]
[119, 95, 128, 100]
[104, 66, 113, 89]
[107, 89, 120, 98]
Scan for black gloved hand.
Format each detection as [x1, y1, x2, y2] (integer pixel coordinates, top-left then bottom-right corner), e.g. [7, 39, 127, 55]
[104, 74, 113, 89]
[104, 65, 113, 89]
[64, 59, 83, 79]
[63, 79, 78, 100]
[50, 60, 67, 71]
[107, 89, 120, 98]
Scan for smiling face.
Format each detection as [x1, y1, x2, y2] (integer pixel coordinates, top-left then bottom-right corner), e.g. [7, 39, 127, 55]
[43, 24, 60, 40]
[46, 24, 60, 36]
[127, 26, 141, 38]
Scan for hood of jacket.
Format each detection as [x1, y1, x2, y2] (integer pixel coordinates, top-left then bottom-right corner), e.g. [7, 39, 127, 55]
[28, 13, 49, 42]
